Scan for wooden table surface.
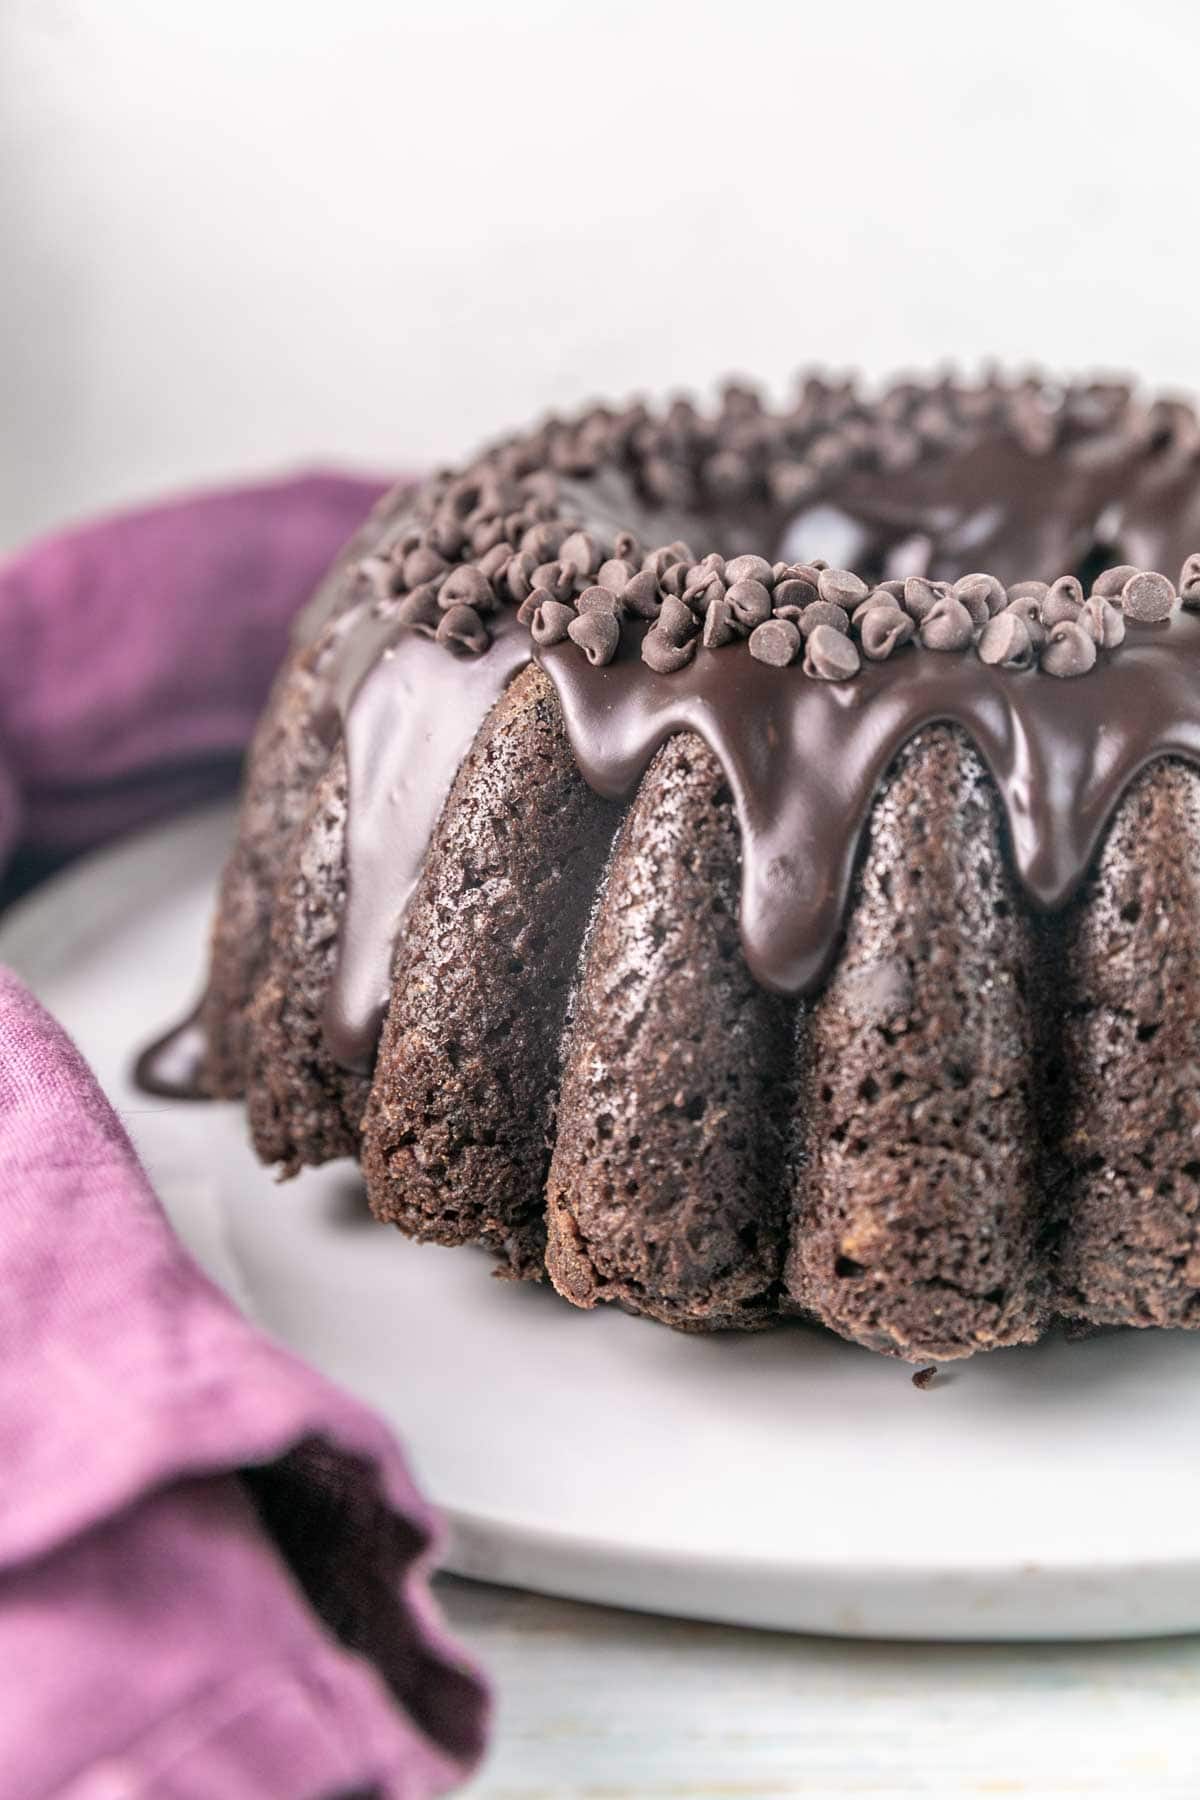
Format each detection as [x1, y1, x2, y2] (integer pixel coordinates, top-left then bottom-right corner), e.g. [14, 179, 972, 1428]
[438, 1576, 1200, 1798]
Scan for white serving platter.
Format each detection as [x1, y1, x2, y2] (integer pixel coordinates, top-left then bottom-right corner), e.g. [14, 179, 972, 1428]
[5, 802, 1200, 1640]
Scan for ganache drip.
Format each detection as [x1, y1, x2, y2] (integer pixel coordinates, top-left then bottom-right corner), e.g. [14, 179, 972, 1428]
[133, 371, 1200, 1089]
[536, 613, 1200, 995]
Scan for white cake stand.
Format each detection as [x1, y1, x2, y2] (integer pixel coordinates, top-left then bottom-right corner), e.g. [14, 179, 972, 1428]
[5, 802, 1200, 1640]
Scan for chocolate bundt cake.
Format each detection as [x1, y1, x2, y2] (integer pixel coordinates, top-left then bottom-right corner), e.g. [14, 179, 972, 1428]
[140, 370, 1200, 1360]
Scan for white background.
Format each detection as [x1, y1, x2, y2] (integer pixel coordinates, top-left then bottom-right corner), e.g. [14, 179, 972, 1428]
[3, 0, 1199, 550]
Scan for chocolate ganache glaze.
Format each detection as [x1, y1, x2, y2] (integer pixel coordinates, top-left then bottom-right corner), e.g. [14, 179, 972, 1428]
[136, 371, 1200, 1092]
[537, 612, 1200, 996]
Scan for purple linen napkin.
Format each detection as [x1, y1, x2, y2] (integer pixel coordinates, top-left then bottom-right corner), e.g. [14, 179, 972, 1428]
[0, 478, 488, 1797]
[0, 471, 391, 889]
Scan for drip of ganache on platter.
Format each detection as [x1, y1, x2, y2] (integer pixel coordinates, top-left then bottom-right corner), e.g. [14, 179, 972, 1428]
[134, 1003, 210, 1099]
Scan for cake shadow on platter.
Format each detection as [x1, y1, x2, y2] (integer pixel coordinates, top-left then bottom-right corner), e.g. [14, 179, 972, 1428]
[138, 367, 1200, 1365]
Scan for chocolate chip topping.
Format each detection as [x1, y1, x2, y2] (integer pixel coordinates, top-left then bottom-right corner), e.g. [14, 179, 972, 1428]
[1182, 553, 1200, 609]
[435, 602, 489, 654]
[567, 608, 620, 666]
[1042, 619, 1098, 678]
[530, 597, 577, 645]
[953, 572, 1007, 620]
[920, 595, 975, 652]
[658, 594, 701, 645]
[902, 576, 945, 623]
[576, 585, 622, 615]
[726, 578, 773, 631]
[703, 597, 738, 648]
[749, 618, 801, 667]
[641, 627, 697, 674]
[438, 564, 496, 613]
[316, 368, 1200, 1082]
[725, 553, 774, 587]
[977, 610, 1035, 670]
[859, 604, 914, 661]
[1122, 569, 1178, 623]
[798, 600, 851, 638]
[1091, 564, 1140, 598]
[818, 567, 869, 610]
[803, 623, 861, 681]
[1081, 593, 1126, 649]
[623, 569, 664, 618]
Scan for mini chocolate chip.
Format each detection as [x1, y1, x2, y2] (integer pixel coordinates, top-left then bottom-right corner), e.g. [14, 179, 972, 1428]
[642, 546, 682, 580]
[1091, 563, 1140, 599]
[470, 516, 508, 556]
[522, 522, 567, 561]
[532, 559, 577, 603]
[359, 554, 401, 601]
[817, 567, 869, 609]
[559, 530, 602, 576]
[623, 569, 663, 619]
[397, 586, 441, 632]
[658, 594, 701, 645]
[660, 562, 689, 598]
[1042, 619, 1098, 678]
[798, 600, 850, 638]
[436, 603, 489, 654]
[438, 564, 496, 612]
[749, 618, 801, 667]
[567, 608, 620, 666]
[682, 573, 726, 614]
[428, 515, 467, 560]
[1181, 553, 1200, 609]
[851, 587, 900, 629]
[803, 623, 861, 681]
[1122, 569, 1177, 623]
[476, 541, 514, 582]
[773, 577, 820, 613]
[859, 604, 914, 661]
[725, 553, 774, 588]
[873, 578, 907, 602]
[597, 557, 636, 595]
[703, 597, 739, 648]
[402, 544, 449, 589]
[516, 589, 543, 626]
[1042, 575, 1084, 626]
[577, 585, 622, 615]
[686, 552, 726, 586]
[977, 610, 1034, 670]
[612, 529, 641, 562]
[641, 627, 697, 674]
[902, 576, 948, 623]
[920, 595, 975, 651]
[1007, 579, 1049, 604]
[726, 578, 773, 631]
[1081, 593, 1126, 649]
[504, 550, 538, 602]
[1003, 592, 1046, 641]
[1007, 590, 1043, 626]
[953, 572, 1007, 623]
[665, 540, 695, 565]
[529, 598, 577, 646]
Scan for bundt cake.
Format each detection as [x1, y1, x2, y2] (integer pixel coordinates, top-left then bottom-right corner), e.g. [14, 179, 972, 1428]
[138, 370, 1200, 1361]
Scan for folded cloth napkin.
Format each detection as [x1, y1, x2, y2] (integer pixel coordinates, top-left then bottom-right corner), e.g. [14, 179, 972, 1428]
[0, 471, 391, 896]
[0, 479, 488, 1798]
